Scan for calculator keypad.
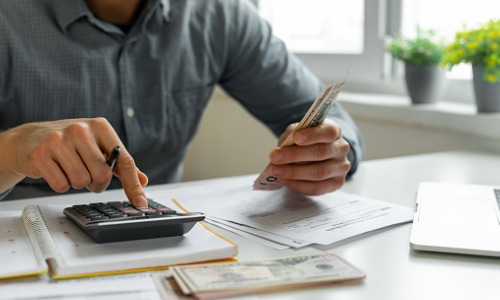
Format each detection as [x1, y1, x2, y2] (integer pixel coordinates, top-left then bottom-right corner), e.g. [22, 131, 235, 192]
[64, 198, 205, 243]
[71, 199, 177, 223]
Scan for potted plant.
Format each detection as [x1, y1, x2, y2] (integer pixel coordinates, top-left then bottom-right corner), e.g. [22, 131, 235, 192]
[387, 29, 445, 104]
[442, 19, 500, 113]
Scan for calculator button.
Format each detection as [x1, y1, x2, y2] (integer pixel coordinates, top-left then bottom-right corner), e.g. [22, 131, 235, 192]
[73, 204, 89, 210]
[89, 215, 109, 221]
[107, 213, 124, 218]
[137, 208, 162, 216]
[147, 200, 177, 214]
[122, 210, 143, 216]
[158, 208, 176, 215]
[147, 200, 167, 208]
[107, 202, 143, 216]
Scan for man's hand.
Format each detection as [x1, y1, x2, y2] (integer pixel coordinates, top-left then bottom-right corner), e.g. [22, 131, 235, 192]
[0, 118, 148, 206]
[268, 119, 351, 195]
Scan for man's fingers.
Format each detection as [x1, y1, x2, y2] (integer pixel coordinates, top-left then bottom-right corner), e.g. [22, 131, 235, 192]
[293, 120, 341, 146]
[113, 150, 148, 207]
[51, 145, 93, 190]
[270, 159, 351, 181]
[36, 159, 71, 193]
[77, 144, 114, 193]
[137, 168, 149, 187]
[86, 118, 147, 200]
[10, 118, 149, 202]
[271, 138, 350, 165]
[279, 176, 347, 196]
[268, 119, 351, 195]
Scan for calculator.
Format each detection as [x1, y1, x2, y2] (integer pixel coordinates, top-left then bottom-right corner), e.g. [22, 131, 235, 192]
[63, 199, 205, 243]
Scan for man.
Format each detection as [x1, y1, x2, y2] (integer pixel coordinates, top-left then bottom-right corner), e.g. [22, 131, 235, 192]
[0, 0, 364, 207]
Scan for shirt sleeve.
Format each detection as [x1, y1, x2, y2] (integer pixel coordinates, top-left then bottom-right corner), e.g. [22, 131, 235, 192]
[217, 0, 365, 177]
[0, 187, 13, 201]
[0, 13, 7, 100]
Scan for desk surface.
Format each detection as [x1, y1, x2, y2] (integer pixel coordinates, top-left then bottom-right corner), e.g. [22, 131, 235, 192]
[2, 150, 500, 299]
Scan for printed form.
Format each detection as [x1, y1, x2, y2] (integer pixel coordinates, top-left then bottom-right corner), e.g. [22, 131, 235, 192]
[148, 175, 413, 248]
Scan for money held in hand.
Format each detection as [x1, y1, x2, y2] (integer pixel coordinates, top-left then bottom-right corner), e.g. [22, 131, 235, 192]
[171, 252, 364, 299]
[253, 75, 348, 191]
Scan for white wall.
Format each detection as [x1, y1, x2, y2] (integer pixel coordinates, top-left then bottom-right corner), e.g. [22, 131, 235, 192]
[340, 92, 500, 160]
[182, 88, 277, 181]
[183, 89, 500, 181]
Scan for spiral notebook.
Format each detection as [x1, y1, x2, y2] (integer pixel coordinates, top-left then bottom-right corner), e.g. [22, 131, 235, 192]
[0, 201, 237, 280]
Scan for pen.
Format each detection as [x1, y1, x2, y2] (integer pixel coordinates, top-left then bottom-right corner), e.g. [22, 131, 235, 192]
[106, 145, 120, 170]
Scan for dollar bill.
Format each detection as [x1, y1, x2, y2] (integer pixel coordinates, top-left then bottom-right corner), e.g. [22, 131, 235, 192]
[151, 270, 192, 300]
[253, 74, 348, 191]
[171, 252, 364, 299]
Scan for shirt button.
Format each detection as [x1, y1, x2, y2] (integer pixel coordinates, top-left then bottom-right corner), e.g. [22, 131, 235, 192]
[126, 107, 135, 118]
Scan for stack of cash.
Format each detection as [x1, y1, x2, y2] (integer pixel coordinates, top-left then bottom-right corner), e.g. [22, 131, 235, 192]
[253, 74, 348, 191]
[170, 252, 364, 299]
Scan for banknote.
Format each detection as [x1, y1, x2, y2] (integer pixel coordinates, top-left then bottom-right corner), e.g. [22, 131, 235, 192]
[171, 252, 364, 299]
[151, 270, 192, 300]
[253, 74, 348, 191]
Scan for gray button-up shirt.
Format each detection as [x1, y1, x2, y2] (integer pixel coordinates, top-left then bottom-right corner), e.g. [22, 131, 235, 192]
[0, 0, 364, 199]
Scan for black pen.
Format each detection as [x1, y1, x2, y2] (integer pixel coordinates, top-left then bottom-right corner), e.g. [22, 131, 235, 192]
[106, 145, 120, 170]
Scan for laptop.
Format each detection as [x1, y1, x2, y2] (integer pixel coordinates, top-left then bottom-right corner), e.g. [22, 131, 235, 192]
[410, 182, 500, 257]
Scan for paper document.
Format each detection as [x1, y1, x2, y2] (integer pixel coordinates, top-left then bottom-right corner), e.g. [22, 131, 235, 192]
[206, 216, 311, 248]
[0, 272, 161, 300]
[205, 218, 293, 250]
[148, 175, 413, 248]
[0, 211, 47, 279]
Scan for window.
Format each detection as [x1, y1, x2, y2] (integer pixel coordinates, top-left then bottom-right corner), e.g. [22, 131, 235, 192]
[258, 0, 500, 104]
[258, 0, 387, 83]
[398, 0, 500, 103]
[259, 0, 364, 54]
[402, 0, 500, 80]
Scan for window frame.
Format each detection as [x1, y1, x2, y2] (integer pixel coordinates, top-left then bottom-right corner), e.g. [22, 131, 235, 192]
[255, 0, 475, 105]
[256, 0, 391, 83]
[293, 0, 387, 84]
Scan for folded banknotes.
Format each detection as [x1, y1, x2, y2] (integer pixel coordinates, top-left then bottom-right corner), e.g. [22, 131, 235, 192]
[171, 252, 364, 299]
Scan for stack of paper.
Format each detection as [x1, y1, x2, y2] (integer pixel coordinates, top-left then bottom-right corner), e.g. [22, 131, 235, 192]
[149, 175, 414, 250]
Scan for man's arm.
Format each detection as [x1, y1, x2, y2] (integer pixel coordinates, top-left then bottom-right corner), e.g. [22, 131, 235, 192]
[217, 0, 364, 194]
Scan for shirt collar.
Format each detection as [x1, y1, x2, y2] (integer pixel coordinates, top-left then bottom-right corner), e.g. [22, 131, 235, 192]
[48, 0, 91, 32]
[139, 0, 171, 29]
[159, 0, 171, 21]
[48, 0, 171, 33]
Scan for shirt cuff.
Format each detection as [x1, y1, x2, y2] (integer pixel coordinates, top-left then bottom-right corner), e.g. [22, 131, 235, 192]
[344, 137, 361, 179]
[332, 118, 365, 180]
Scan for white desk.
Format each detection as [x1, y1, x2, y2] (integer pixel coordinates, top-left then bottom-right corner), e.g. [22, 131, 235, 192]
[2, 151, 500, 299]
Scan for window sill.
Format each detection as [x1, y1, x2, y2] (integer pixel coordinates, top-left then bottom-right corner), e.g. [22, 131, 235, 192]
[339, 92, 500, 140]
